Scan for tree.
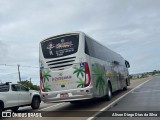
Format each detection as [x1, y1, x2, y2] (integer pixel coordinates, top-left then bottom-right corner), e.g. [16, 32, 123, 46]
[152, 70, 157, 75]
[18, 80, 39, 91]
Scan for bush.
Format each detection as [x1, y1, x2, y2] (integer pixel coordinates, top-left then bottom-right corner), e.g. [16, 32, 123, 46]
[18, 80, 39, 91]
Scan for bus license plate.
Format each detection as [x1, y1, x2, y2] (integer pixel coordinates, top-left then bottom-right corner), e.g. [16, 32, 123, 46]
[60, 93, 69, 98]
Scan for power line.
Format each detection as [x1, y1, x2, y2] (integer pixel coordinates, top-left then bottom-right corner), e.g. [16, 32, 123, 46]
[0, 64, 39, 68]
[0, 72, 18, 76]
[0, 64, 39, 82]
[21, 66, 39, 68]
[18, 64, 21, 82]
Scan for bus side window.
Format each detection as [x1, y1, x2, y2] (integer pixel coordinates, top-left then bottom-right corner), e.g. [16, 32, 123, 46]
[85, 38, 90, 55]
[85, 36, 95, 57]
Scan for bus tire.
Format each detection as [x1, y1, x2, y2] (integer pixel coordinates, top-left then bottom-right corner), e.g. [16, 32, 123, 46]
[106, 83, 112, 101]
[123, 79, 128, 91]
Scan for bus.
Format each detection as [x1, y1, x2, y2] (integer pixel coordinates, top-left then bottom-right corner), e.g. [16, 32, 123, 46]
[39, 31, 130, 103]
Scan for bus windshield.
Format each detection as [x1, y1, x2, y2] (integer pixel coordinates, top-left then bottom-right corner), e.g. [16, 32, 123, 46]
[41, 34, 79, 58]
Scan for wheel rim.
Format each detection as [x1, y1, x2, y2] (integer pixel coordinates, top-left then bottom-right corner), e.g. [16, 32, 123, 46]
[108, 87, 111, 98]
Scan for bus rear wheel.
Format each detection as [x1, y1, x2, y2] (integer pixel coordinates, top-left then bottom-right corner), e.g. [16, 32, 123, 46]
[106, 83, 112, 101]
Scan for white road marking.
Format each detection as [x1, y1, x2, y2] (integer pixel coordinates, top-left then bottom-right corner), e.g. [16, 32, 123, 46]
[38, 103, 64, 111]
[132, 89, 160, 93]
[87, 78, 153, 120]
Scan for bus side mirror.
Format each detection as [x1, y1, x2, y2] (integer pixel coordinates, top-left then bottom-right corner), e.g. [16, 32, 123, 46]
[128, 62, 130, 68]
[125, 60, 130, 68]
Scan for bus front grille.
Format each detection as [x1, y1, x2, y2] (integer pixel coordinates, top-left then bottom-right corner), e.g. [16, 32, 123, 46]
[46, 57, 76, 70]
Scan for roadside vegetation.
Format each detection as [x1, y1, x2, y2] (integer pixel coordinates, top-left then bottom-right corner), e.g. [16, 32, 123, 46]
[18, 80, 39, 91]
[130, 70, 160, 80]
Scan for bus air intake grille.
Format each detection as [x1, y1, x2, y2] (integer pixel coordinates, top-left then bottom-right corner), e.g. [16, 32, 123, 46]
[48, 60, 75, 66]
[50, 64, 73, 69]
[46, 57, 76, 63]
[46, 56, 76, 70]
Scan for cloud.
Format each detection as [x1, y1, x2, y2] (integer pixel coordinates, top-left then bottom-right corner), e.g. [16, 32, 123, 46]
[0, 41, 10, 62]
[0, 0, 160, 84]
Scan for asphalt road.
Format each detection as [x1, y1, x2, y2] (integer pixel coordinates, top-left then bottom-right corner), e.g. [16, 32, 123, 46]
[95, 76, 160, 120]
[2, 76, 154, 120]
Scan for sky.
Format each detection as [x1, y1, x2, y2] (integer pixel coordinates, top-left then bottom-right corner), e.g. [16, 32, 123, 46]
[0, 0, 160, 84]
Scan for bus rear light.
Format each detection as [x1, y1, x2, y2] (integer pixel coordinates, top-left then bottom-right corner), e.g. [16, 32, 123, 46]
[80, 90, 84, 92]
[84, 62, 91, 87]
[40, 70, 44, 92]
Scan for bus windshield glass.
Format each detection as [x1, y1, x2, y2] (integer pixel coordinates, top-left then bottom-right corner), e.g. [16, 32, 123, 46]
[41, 34, 79, 58]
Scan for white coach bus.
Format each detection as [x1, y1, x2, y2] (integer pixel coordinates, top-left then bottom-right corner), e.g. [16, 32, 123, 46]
[39, 31, 130, 103]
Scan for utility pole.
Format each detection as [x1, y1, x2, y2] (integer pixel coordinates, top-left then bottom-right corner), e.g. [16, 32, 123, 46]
[30, 77, 32, 83]
[18, 64, 21, 82]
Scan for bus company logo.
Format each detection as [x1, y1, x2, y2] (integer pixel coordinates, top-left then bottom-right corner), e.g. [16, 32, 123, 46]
[56, 41, 73, 49]
[2, 112, 42, 118]
[2, 111, 11, 117]
[52, 75, 72, 81]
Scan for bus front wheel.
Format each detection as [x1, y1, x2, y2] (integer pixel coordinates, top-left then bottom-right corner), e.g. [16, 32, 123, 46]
[123, 79, 128, 91]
